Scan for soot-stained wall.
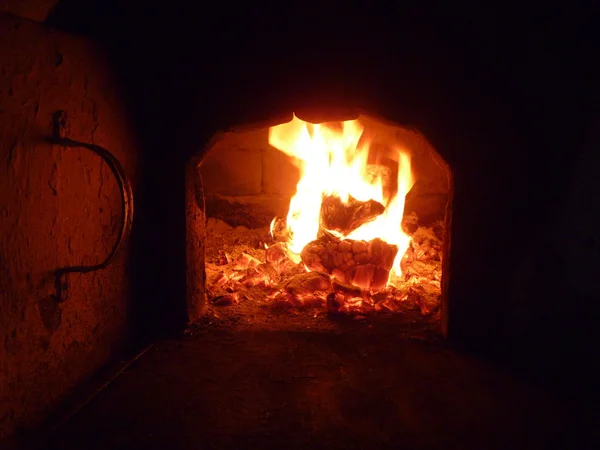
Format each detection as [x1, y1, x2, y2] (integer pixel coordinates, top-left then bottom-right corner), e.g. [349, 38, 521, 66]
[0, 13, 137, 439]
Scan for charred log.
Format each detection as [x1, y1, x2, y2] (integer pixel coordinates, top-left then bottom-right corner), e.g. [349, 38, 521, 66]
[282, 271, 331, 295]
[401, 211, 420, 234]
[320, 195, 385, 235]
[332, 279, 363, 297]
[269, 216, 289, 243]
[265, 242, 288, 264]
[300, 237, 398, 291]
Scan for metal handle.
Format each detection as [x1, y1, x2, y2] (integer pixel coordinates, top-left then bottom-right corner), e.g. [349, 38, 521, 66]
[48, 111, 135, 302]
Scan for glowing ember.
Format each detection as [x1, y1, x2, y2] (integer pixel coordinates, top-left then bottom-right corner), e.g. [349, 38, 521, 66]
[268, 115, 415, 287]
[204, 217, 443, 316]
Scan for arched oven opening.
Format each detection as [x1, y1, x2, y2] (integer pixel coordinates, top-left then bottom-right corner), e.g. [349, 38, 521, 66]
[187, 110, 452, 334]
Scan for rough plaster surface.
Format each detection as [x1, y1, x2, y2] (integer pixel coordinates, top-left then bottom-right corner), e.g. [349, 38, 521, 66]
[0, 0, 59, 22]
[0, 13, 137, 439]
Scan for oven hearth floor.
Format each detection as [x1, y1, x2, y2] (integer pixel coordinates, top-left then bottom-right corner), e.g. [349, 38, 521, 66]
[38, 316, 596, 450]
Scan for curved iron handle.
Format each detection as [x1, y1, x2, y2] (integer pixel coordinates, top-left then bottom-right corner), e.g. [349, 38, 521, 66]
[47, 111, 135, 302]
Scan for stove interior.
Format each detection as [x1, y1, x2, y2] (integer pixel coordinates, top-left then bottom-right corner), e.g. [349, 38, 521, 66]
[190, 113, 452, 326]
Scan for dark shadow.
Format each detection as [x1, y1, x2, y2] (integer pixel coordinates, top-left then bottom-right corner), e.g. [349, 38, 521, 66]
[41, 326, 599, 450]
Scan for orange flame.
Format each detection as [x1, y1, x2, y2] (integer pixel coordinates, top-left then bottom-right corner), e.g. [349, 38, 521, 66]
[268, 115, 415, 284]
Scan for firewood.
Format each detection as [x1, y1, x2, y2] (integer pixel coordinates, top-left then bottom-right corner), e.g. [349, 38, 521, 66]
[300, 237, 398, 291]
[265, 242, 288, 264]
[210, 293, 239, 306]
[232, 253, 261, 270]
[240, 268, 271, 287]
[401, 211, 419, 234]
[256, 262, 279, 283]
[407, 285, 440, 315]
[320, 195, 385, 235]
[327, 292, 344, 314]
[282, 271, 331, 295]
[332, 279, 363, 297]
[269, 217, 289, 243]
[204, 203, 444, 317]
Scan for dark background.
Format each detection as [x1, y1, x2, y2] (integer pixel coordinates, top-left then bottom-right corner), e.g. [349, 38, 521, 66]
[45, 2, 599, 373]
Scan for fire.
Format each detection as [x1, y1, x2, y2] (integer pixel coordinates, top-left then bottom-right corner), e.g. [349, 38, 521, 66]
[268, 114, 415, 285]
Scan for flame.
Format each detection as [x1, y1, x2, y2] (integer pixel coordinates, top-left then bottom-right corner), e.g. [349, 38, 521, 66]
[268, 115, 415, 285]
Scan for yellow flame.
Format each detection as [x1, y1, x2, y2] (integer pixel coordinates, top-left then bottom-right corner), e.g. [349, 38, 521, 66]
[268, 114, 415, 283]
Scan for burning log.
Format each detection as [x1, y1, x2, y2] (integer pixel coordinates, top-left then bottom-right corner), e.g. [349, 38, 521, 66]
[210, 293, 240, 306]
[401, 211, 419, 234]
[282, 271, 331, 295]
[265, 242, 304, 277]
[407, 285, 440, 315]
[278, 258, 305, 276]
[412, 226, 442, 247]
[327, 292, 344, 314]
[256, 262, 279, 283]
[216, 250, 231, 265]
[239, 268, 271, 288]
[301, 237, 398, 291]
[400, 225, 443, 281]
[232, 253, 262, 270]
[327, 280, 373, 314]
[269, 217, 289, 243]
[332, 279, 363, 297]
[267, 272, 331, 308]
[203, 195, 443, 317]
[320, 195, 385, 235]
[265, 242, 288, 264]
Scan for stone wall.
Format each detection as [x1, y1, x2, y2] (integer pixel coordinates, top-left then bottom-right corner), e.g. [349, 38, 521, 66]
[0, 13, 137, 440]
